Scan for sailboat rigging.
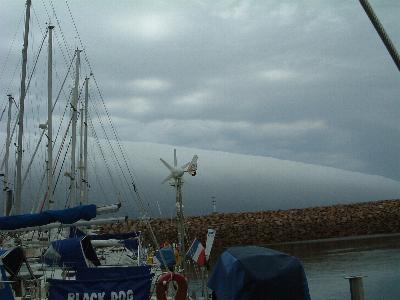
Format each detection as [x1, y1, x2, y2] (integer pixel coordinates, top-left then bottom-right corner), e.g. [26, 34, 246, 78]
[0, 0, 218, 299]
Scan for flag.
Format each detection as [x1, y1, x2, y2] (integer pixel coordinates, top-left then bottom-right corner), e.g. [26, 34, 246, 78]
[186, 239, 206, 266]
[205, 229, 216, 260]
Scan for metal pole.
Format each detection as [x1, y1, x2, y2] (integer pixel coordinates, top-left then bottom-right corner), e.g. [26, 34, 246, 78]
[47, 25, 54, 209]
[83, 77, 89, 204]
[70, 49, 81, 207]
[176, 177, 186, 271]
[0, 116, 18, 171]
[201, 266, 205, 297]
[5, 190, 13, 217]
[3, 95, 13, 216]
[359, 0, 400, 71]
[345, 275, 365, 300]
[211, 196, 216, 214]
[79, 103, 84, 204]
[137, 237, 141, 265]
[15, 0, 32, 215]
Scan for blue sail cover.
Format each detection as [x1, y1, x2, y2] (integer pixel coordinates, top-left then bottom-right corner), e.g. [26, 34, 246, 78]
[208, 246, 311, 300]
[0, 204, 97, 230]
[69, 228, 140, 251]
[48, 270, 154, 300]
[42, 237, 100, 269]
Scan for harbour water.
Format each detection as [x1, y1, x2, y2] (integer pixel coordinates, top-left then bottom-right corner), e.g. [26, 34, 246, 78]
[274, 234, 400, 300]
[188, 234, 400, 299]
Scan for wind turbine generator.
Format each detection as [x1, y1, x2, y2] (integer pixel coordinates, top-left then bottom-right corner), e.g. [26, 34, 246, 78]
[160, 149, 198, 271]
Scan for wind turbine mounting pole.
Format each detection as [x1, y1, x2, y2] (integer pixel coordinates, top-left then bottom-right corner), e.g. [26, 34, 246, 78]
[160, 148, 198, 272]
[15, 0, 32, 215]
[175, 176, 185, 271]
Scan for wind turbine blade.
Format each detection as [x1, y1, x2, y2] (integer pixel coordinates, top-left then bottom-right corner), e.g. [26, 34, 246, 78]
[174, 149, 177, 167]
[160, 158, 173, 171]
[186, 155, 198, 173]
[190, 155, 198, 166]
[161, 174, 173, 184]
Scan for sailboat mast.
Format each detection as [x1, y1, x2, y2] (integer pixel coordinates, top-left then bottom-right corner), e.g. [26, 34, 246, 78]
[83, 77, 89, 204]
[70, 49, 81, 207]
[46, 25, 54, 209]
[3, 95, 13, 216]
[79, 91, 84, 204]
[15, 0, 32, 215]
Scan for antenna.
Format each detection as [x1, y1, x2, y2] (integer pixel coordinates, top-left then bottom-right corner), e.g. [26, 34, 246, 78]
[160, 148, 198, 272]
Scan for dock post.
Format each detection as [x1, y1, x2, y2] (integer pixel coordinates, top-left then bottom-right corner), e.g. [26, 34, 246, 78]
[345, 275, 365, 300]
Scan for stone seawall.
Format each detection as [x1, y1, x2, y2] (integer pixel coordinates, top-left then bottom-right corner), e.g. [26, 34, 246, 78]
[101, 199, 400, 253]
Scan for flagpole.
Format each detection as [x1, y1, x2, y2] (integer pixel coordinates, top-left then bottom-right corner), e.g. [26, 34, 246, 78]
[201, 266, 206, 297]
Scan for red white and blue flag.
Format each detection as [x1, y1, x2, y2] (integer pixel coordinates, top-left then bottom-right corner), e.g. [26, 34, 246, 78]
[186, 239, 206, 266]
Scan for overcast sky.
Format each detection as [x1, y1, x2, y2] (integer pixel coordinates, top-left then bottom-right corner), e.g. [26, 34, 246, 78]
[0, 0, 399, 186]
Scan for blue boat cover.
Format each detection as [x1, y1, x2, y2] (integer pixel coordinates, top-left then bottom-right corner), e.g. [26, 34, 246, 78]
[155, 245, 176, 268]
[48, 271, 154, 300]
[122, 239, 139, 251]
[0, 204, 97, 230]
[0, 264, 14, 300]
[76, 265, 151, 280]
[69, 227, 86, 238]
[42, 236, 100, 269]
[208, 246, 311, 300]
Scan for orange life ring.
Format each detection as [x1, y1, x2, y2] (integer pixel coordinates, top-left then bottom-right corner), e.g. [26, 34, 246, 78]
[156, 272, 188, 300]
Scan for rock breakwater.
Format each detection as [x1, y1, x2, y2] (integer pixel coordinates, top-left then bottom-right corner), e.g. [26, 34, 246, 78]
[101, 199, 400, 254]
